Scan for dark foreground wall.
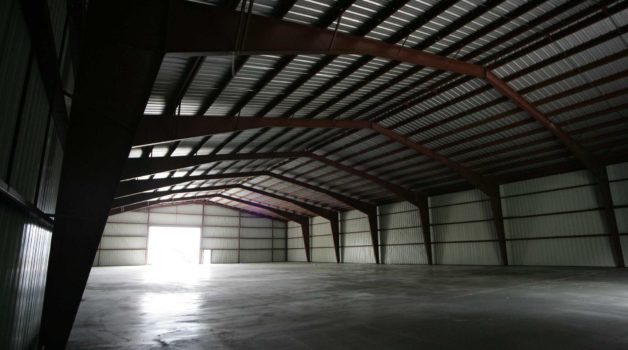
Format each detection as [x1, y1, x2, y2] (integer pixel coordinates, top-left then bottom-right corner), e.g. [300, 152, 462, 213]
[0, 0, 67, 348]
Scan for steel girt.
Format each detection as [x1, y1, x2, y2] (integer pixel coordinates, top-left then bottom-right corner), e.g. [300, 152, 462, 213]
[39, 0, 169, 348]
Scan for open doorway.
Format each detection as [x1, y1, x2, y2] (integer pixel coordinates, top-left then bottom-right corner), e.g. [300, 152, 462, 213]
[147, 226, 201, 265]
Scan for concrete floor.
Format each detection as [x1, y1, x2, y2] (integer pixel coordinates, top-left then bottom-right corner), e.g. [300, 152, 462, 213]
[69, 263, 628, 349]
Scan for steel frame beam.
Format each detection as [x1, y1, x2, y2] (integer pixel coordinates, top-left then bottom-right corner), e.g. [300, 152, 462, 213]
[133, 117, 492, 194]
[40, 0, 169, 348]
[110, 196, 285, 221]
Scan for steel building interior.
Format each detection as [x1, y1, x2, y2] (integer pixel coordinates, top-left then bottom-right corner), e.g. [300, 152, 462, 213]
[2, 0, 628, 349]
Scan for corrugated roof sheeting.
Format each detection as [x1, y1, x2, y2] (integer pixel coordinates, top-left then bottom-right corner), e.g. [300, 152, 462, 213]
[246, 175, 351, 209]
[206, 55, 282, 116]
[181, 56, 232, 115]
[283, 0, 336, 25]
[144, 55, 188, 115]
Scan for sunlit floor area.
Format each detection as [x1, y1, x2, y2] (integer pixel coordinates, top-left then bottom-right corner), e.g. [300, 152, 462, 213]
[69, 263, 628, 350]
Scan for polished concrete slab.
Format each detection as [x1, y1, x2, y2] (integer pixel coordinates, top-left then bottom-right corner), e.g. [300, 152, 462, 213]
[69, 263, 628, 349]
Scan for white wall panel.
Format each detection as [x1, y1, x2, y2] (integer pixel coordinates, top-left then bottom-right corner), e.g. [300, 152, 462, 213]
[380, 228, 423, 245]
[311, 248, 336, 262]
[273, 239, 286, 249]
[204, 205, 239, 216]
[382, 245, 427, 265]
[99, 237, 146, 249]
[433, 242, 501, 265]
[615, 208, 628, 233]
[148, 213, 203, 226]
[505, 211, 606, 239]
[108, 211, 148, 224]
[241, 217, 273, 228]
[203, 216, 239, 226]
[98, 250, 145, 266]
[342, 232, 372, 246]
[211, 250, 238, 264]
[430, 189, 487, 207]
[287, 249, 307, 262]
[507, 237, 615, 267]
[174, 204, 203, 214]
[610, 180, 628, 206]
[430, 201, 492, 224]
[343, 246, 374, 263]
[287, 237, 305, 249]
[340, 218, 369, 233]
[202, 226, 239, 238]
[240, 227, 272, 238]
[501, 170, 592, 196]
[502, 186, 598, 217]
[379, 201, 417, 214]
[273, 250, 286, 262]
[607, 162, 628, 180]
[240, 250, 272, 263]
[379, 211, 420, 228]
[312, 235, 333, 248]
[432, 222, 495, 242]
[103, 223, 147, 236]
[202, 238, 238, 249]
[240, 239, 273, 249]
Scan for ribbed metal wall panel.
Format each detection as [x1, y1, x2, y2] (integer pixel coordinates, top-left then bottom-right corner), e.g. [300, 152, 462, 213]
[204, 215, 239, 226]
[36, 128, 63, 214]
[203, 226, 239, 238]
[0, 206, 52, 350]
[241, 217, 273, 228]
[149, 213, 203, 226]
[501, 170, 593, 196]
[432, 222, 496, 242]
[103, 223, 148, 236]
[11, 60, 50, 202]
[97, 250, 146, 266]
[311, 218, 335, 263]
[505, 211, 606, 239]
[382, 245, 428, 265]
[240, 250, 273, 263]
[507, 237, 615, 267]
[616, 208, 628, 233]
[204, 205, 240, 216]
[502, 169, 616, 267]
[99, 237, 146, 250]
[240, 227, 273, 238]
[342, 246, 375, 264]
[240, 239, 273, 249]
[429, 190, 499, 265]
[287, 222, 307, 262]
[273, 250, 286, 262]
[201, 238, 238, 249]
[607, 162, 628, 181]
[433, 242, 501, 266]
[210, 250, 239, 264]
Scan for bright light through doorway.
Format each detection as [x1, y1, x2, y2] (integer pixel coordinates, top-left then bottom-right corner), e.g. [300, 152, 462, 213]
[147, 226, 201, 265]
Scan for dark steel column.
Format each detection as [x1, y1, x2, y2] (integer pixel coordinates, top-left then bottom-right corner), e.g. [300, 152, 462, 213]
[367, 208, 380, 264]
[417, 195, 433, 265]
[595, 167, 625, 268]
[329, 214, 341, 263]
[40, 0, 169, 348]
[487, 185, 508, 266]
